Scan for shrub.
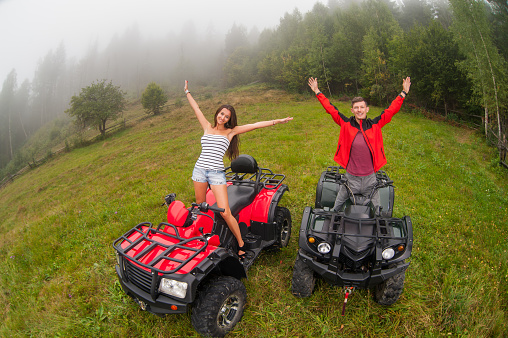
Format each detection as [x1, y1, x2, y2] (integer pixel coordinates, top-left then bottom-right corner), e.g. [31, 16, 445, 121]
[141, 82, 168, 115]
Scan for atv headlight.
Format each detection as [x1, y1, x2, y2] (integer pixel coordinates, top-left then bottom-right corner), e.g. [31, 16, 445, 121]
[382, 247, 395, 260]
[317, 242, 332, 254]
[159, 278, 188, 299]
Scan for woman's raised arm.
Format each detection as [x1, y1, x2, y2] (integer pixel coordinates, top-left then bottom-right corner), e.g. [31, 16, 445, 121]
[229, 116, 293, 137]
[185, 80, 210, 131]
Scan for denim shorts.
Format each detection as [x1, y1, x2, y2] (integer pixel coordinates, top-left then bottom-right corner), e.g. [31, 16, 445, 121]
[192, 167, 227, 185]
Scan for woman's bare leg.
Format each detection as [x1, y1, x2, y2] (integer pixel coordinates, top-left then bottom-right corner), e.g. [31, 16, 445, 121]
[210, 184, 245, 255]
[193, 181, 209, 204]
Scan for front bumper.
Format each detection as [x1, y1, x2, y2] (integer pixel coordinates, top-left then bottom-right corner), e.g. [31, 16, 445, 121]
[297, 250, 410, 289]
[115, 265, 191, 314]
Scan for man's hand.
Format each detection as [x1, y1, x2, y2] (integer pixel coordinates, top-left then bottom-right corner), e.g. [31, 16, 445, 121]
[402, 77, 411, 94]
[308, 77, 321, 95]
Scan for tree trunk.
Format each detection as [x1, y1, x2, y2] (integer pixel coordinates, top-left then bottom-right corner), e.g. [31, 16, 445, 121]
[8, 111, 13, 161]
[474, 19, 502, 144]
[484, 107, 488, 138]
[18, 111, 28, 140]
[320, 45, 332, 97]
[469, 37, 488, 138]
[101, 120, 107, 135]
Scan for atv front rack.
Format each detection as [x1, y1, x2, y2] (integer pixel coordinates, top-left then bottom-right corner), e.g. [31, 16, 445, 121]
[226, 167, 285, 190]
[309, 210, 408, 242]
[113, 222, 208, 275]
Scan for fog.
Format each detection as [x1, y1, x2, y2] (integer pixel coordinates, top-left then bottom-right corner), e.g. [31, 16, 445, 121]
[0, 0, 319, 83]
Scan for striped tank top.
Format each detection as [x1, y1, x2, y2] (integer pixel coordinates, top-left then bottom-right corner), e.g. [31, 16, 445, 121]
[195, 134, 230, 170]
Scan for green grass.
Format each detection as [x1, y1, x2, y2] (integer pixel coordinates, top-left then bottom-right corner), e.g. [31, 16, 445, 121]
[1, 84, 507, 337]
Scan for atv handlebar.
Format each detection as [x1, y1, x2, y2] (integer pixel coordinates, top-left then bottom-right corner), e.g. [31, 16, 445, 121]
[375, 179, 393, 189]
[192, 202, 225, 213]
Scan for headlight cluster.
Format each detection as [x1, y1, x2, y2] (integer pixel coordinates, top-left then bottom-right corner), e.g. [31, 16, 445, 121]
[317, 242, 332, 254]
[382, 244, 405, 260]
[308, 236, 332, 254]
[159, 278, 188, 299]
[382, 247, 395, 260]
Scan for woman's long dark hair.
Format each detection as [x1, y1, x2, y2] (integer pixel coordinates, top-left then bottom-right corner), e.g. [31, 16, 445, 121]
[214, 104, 239, 160]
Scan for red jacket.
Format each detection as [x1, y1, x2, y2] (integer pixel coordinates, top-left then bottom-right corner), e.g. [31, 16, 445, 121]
[316, 93, 404, 172]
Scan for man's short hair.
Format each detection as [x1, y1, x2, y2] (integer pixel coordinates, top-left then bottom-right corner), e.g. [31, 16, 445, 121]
[351, 96, 368, 107]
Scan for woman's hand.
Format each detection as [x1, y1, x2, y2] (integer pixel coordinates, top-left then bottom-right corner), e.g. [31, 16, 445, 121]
[274, 117, 293, 124]
[184, 80, 189, 93]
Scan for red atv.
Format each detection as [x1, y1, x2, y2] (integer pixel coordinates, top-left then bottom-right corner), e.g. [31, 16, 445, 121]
[113, 155, 291, 337]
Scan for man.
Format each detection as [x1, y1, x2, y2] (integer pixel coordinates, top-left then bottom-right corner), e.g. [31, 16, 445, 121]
[308, 77, 411, 212]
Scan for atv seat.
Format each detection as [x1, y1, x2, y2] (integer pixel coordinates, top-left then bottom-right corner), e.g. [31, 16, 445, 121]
[230, 154, 259, 176]
[227, 184, 257, 216]
[224, 155, 260, 216]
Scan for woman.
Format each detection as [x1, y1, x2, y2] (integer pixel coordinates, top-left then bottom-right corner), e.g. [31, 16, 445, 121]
[185, 80, 292, 258]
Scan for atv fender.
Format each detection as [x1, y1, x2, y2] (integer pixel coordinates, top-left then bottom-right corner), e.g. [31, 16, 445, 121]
[297, 206, 314, 253]
[167, 201, 189, 226]
[267, 184, 289, 224]
[166, 201, 215, 238]
[249, 184, 289, 224]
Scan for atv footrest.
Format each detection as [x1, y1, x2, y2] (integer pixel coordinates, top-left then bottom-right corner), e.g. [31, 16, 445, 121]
[243, 233, 262, 250]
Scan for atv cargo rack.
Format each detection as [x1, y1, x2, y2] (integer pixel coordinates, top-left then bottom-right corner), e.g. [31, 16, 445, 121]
[113, 221, 209, 275]
[307, 210, 410, 245]
[226, 167, 285, 190]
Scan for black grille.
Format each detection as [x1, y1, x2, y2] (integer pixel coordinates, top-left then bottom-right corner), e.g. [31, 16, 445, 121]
[344, 246, 371, 258]
[125, 260, 152, 293]
[339, 247, 372, 270]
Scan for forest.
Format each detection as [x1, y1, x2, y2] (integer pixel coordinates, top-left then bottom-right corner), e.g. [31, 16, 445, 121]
[0, 0, 507, 181]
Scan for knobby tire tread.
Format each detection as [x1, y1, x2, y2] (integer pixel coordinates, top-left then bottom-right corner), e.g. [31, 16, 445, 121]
[291, 253, 316, 298]
[191, 276, 246, 337]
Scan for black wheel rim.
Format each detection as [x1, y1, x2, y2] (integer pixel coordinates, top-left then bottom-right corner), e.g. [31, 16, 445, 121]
[280, 219, 290, 245]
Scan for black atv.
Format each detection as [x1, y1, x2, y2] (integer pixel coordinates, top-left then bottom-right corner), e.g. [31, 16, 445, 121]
[291, 166, 413, 306]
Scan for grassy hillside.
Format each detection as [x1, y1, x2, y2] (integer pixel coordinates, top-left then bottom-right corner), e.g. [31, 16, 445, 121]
[1, 84, 507, 337]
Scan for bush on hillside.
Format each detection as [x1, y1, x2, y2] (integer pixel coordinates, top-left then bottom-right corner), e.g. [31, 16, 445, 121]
[141, 82, 168, 115]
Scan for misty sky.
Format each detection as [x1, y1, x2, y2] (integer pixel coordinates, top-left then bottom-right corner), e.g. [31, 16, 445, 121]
[0, 0, 320, 84]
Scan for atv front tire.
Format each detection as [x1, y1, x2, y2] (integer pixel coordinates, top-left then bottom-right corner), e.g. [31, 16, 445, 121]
[373, 262, 406, 305]
[191, 276, 247, 337]
[291, 253, 316, 297]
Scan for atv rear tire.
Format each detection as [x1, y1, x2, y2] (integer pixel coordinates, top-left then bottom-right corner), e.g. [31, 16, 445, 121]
[191, 276, 247, 337]
[374, 263, 406, 305]
[266, 206, 292, 251]
[291, 253, 316, 297]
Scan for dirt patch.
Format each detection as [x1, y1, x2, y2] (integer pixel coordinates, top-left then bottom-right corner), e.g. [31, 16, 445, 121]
[455, 128, 474, 144]
[218, 86, 300, 107]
